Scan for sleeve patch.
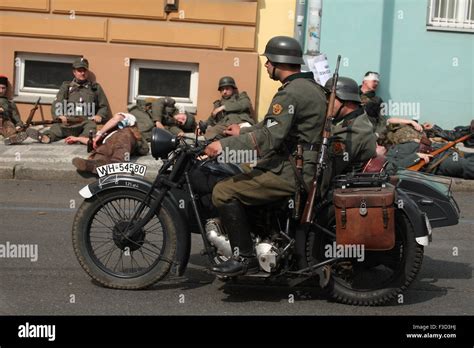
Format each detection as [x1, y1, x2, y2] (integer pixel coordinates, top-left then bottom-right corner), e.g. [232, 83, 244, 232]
[272, 103, 283, 115]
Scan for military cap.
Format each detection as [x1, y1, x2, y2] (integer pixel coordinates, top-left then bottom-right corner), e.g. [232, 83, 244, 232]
[0, 75, 8, 86]
[72, 57, 89, 69]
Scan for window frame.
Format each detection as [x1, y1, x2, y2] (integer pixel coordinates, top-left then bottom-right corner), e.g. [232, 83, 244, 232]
[427, 0, 474, 32]
[129, 59, 199, 111]
[14, 53, 78, 103]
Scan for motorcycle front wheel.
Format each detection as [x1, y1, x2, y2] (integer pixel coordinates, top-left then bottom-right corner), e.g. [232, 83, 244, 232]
[72, 188, 177, 289]
[306, 207, 424, 306]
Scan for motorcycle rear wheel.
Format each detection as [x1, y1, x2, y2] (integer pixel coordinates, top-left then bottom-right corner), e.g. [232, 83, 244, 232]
[72, 188, 177, 289]
[306, 207, 424, 306]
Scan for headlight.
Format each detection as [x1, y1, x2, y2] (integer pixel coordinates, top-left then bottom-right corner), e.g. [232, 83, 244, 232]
[151, 128, 178, 159]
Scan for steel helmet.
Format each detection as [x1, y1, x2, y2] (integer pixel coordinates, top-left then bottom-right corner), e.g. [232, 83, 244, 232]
[218, 76, 237, 90]
[262, 36, 305, 65]
[325, 77, 362, 103]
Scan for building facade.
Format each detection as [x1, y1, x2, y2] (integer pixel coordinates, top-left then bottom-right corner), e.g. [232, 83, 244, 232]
[0, 0, 260, 121]
[319, 0, 474, 128]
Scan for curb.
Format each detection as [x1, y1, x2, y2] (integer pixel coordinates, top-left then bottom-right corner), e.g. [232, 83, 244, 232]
[1, 161, 474, 191]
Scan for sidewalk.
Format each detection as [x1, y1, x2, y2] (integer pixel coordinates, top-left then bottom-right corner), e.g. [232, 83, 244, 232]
[1, 137, 473, 191]
[0, 136, 161, 183]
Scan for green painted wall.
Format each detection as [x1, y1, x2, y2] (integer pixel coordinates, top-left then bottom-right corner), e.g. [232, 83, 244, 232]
[320, 0, 474, 128]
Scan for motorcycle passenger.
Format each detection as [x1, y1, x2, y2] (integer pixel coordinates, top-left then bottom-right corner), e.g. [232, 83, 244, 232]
[323, 76, 378, 182]
[204, 36, 327, 276]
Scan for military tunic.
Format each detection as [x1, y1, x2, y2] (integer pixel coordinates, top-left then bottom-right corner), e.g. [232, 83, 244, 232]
[360, 88, 386, 136]
[328, 108, 377, 176]
[45, 79, 111, 141]
[212, 72, 327, 207]
[0, 96, 23, 138]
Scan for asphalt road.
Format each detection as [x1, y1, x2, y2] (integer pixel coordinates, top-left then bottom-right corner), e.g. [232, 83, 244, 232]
[0, 179, 472, 316]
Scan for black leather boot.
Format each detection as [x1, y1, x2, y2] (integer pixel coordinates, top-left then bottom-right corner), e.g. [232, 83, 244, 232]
[210, 199, 259, 276]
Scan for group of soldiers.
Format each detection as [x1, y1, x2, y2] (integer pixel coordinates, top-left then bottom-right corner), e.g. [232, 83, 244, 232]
[0, 57, 256, 175]
[1, 35, 473, 276]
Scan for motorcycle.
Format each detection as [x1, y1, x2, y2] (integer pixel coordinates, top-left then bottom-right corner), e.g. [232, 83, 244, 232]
[72, 128, 460, 305]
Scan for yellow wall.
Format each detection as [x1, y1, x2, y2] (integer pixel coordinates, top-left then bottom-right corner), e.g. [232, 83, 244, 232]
[255, 0, 296, 119]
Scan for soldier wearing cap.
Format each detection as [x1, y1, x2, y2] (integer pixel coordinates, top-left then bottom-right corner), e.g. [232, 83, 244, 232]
[30, 57, 111, 143]
[203, 76, 255, 140]
[203, 36, 327, 276]
[0, 75, 28, 145]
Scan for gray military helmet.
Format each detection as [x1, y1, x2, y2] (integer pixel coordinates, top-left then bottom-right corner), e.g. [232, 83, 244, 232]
[262, 36, 305, 65]
[325, 76, 361, 103]
[218, 76, 237, 90]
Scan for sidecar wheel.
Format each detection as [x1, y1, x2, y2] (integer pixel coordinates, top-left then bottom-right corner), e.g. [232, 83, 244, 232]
[72, 189, 177, 289]
[306, 207, 424, 306]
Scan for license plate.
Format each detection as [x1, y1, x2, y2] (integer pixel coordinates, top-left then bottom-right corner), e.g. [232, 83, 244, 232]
[96, 163, 147, 178]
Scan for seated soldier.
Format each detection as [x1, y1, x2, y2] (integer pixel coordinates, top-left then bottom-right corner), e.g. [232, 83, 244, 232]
[203, 76, 255, 140]
[29, 58, 111, 144]
[0, 75, 27, 145]
[321, 77, 378, 192]
[69, 110, 150, 175]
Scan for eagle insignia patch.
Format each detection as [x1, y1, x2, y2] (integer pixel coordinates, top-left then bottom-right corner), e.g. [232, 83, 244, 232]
[272, 103, 283, 115]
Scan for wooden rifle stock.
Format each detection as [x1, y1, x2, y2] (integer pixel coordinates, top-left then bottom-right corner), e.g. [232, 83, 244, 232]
[20, 97, 42, 130]
[407, 133, 472, 171]
[301, 55, 341, 224]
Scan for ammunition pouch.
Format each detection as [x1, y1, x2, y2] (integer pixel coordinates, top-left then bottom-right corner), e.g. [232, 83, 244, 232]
[334, 183, 395, 251]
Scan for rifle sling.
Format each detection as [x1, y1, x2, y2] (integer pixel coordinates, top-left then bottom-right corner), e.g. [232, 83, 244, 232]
[286, 146, 309, 193]
[425, 152, 451, 173]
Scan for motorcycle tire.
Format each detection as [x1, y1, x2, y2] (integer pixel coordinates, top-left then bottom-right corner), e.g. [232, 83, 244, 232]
[306, 206, 424, 306]
[72, 188, 177, 289]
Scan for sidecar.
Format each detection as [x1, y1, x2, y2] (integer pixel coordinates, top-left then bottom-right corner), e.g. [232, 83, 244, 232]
[393, 169, 460, 228]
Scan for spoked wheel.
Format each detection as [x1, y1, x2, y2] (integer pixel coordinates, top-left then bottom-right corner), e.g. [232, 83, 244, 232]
[72, 189, 177, 289]
[306, 206, 424, 306]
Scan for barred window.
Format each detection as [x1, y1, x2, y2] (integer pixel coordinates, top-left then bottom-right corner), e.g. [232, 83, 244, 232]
[427, 0, 474, 32]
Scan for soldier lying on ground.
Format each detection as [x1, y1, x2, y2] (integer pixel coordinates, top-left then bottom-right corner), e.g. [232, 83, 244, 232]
[0, 75, 27, 145]
[202, 76, 255, 140]
[380, 120, 474, 179]
[149, 97, 196, 135]
[68, 111, 150, 176]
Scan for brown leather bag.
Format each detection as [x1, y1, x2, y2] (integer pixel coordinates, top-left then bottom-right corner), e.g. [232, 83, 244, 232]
[333, 186, 395, 250]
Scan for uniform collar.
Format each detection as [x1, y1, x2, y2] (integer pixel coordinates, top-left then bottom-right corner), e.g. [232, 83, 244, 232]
[282, 71, 315, 84]
[333, 106, 365, 125]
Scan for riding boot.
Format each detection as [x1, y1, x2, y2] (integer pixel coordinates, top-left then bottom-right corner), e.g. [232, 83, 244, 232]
[210, 199, 259, 276]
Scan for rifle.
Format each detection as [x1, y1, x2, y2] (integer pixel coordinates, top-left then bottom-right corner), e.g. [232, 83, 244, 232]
[20, 98, 86, 130]
[407, 133, 473, 171]
[301, 55, 341, 225]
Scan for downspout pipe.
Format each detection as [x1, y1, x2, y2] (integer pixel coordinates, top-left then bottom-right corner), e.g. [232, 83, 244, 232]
[294, 0, 307, 50]
[304, 0, 322, 55]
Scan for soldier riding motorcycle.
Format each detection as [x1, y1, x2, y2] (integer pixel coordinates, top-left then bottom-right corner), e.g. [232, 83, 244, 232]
[72, 38, 460, 306]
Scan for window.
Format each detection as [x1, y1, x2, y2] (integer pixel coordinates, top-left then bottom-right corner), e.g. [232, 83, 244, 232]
[427, 0, 474, 31]
[129, 60, 199, 112]
[14, 53, 78, 102]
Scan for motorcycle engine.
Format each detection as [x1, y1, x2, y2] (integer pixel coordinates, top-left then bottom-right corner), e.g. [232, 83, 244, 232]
[205, 219, 232, 258]
[255, 242, 279, 273]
